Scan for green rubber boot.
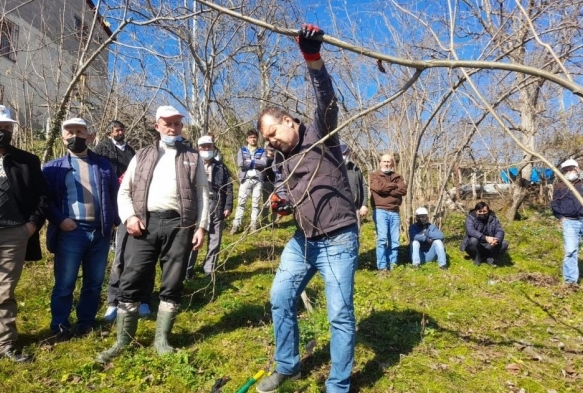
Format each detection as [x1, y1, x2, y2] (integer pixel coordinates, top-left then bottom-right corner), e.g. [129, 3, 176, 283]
[153, 310, 176, 355]
[96, 309, 139, 364]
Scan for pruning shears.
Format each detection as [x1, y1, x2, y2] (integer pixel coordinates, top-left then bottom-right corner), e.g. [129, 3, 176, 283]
[210, 376, 230, 393]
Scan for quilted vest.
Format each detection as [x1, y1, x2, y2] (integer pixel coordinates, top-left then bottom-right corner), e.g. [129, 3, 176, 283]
[131, 141, 200, 227]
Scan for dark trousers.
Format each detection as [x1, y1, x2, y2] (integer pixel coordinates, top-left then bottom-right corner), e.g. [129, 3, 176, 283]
[117, 215, 194, 305]
[187, 209, 224, 276]
[106, 224, 155, 306]
[465, 237, 509, 262]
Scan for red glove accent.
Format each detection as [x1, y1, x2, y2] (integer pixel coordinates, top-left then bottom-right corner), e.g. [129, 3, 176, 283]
[297, 23, 324, 61]
[270, 194, 293, 216]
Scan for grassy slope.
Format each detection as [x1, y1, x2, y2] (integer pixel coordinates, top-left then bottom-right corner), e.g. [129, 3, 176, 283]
[1, 209, 583, 393]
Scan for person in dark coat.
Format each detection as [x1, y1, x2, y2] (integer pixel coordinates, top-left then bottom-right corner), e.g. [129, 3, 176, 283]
[255, 24, 358, 393]
[341, 144, 368, 228]
[0, 105, 48, 362]
[551, 158, 583, 285]
[97, 121, 151, 322]
[186, 135, 233, 278]
[460, 201, 508, 266]
[93, 120, 135, 178]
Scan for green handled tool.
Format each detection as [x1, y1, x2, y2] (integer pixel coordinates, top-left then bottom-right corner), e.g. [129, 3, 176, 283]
[235, 370, 265, 393]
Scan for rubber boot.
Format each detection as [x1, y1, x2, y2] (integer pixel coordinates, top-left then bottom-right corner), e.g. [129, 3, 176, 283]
[96, 309, 139, 364]
[153, 310, 176, 355]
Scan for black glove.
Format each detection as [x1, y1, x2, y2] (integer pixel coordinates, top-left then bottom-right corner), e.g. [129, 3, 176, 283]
[297, 23, 324, 61]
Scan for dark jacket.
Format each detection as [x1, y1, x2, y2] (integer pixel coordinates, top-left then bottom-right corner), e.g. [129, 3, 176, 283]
[43, 150, 120, 253]
[131, 141, 201, 227]
[273, 65, 356, 238]
[369, 171, 407, 212]
[2, 146, 48, 261]
[409, 222, 444, 252]
[551, 179, 583, 219]
[263, 151, 276, 185]
[346, 160, 368, 208]
[460, 210, 505, 251]
[93, 137, 135, 178]
[207, 158, 234, 220]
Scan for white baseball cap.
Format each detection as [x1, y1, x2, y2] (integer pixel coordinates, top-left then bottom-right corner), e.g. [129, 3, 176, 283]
[197, 135, 214, 146]
[0, 105, 17, 123]
[415, 207, 429, 216]
[62, 117, 88, 129]
[156, 105, 184, 121]
[560, 159, 579, 169]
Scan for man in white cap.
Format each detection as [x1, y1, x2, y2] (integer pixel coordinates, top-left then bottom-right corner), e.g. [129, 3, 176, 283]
[185, 135, 233, 279]
[97, 105, 209, 364]
[551, 158, 583, 285]
[43, 117, 120, 340]
[408, 207, 447, 269]
[0, 105, 48, 362]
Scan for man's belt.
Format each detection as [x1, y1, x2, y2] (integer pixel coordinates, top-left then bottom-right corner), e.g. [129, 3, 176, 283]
[148, 210, 180, 219]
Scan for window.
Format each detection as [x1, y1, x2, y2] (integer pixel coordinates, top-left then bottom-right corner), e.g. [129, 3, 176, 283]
[74, 15, 89, 41]
[0, 19, 18, 61]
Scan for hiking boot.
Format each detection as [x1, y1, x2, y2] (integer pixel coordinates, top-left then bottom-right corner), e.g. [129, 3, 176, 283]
[75, 324, 95, 337]
[47, 327, 73, 344]
[256, 371, 301, 393]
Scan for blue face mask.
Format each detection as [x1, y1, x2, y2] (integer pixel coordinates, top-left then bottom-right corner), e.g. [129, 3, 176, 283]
[161, 134, 182, 146]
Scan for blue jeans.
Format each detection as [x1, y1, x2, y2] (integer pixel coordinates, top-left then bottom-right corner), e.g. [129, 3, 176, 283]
[270, 225, 358, 393]
[51, 223, 110, 332]
[561, 219, 583, 283]
[410, 240, 447, 267]
[373, 209, 400, 270]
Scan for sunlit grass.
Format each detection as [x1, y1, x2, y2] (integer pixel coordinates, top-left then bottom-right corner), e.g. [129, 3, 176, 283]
[2, 210, 582, 392]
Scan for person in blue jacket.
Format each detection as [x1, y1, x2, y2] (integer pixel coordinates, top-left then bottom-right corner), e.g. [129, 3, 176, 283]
[460, 201, 508, 266]
[409, 207, 447, 269]
[551, 158, 583, 285]
[230, 129, 267, 233]
[43, 117, 119, 340]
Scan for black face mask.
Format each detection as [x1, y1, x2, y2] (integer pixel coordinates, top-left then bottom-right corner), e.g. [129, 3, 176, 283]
[113, 134, 125, 143]
[0, 130, 12, 148]
[66, 136, 87, 153]
[476, 213, 488, 220]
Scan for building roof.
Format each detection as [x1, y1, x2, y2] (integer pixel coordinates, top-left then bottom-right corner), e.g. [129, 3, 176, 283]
[86, 0, 113, 37]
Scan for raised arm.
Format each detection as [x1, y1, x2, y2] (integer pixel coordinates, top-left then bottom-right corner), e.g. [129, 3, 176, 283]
[298, 24, 338, 136]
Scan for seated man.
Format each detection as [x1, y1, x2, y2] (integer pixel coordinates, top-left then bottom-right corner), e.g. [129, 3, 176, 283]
[409, 207, 447, 269]
[460, 201, 508, 266]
